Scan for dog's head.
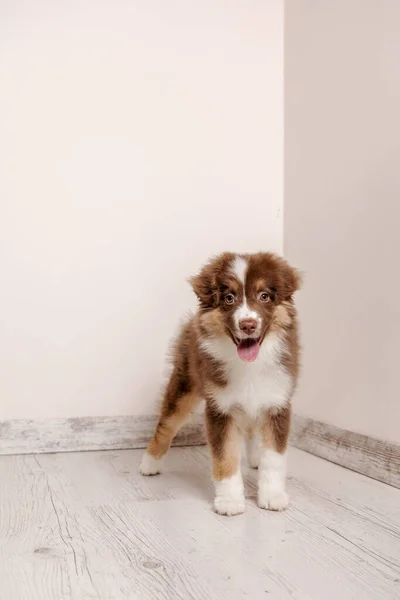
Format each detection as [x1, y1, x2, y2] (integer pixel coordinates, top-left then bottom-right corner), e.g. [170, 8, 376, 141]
[190, 252, 301, 362]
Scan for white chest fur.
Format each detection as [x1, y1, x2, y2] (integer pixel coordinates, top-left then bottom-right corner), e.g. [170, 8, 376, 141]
[201, 332, 293, 419]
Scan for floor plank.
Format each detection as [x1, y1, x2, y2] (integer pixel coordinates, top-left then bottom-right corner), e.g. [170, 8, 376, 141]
[0, 447, 399, 600]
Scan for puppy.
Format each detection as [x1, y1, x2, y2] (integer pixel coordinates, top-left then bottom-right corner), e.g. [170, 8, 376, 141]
[140, 252, 301, 516]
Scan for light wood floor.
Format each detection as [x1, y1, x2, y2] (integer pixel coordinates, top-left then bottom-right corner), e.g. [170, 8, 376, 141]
[0, 446, 399, 600]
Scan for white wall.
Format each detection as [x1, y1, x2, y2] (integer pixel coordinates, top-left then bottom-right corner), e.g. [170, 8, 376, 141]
[0, 1, 283, 419]
[285, 1, 400, 443]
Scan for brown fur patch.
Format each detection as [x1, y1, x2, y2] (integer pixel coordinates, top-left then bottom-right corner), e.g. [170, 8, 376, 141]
[198, 309, 226, 337]
[273, 304, 292, 328]
[147, 392, 200, 459]
[244, 252, 301, 302]
[205, 403, 242, 480]
[260, 407, 291, 454]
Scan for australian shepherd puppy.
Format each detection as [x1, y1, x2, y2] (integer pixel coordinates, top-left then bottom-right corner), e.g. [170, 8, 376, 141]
[140, 252, 301, 516]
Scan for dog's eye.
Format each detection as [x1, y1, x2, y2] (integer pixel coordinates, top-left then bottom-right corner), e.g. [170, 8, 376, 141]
[259, 292, 270, 303]
[225, 294, 235, 305]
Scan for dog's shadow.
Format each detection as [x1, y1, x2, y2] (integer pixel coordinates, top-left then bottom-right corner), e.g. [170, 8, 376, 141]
[166, 452, 260, 504]
[167, 468, 212, 502]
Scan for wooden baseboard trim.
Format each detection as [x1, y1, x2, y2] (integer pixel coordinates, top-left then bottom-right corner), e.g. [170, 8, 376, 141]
[0, 414, 206, 456]
[290, 415, 400, 489]
[1, 413, 399, 490]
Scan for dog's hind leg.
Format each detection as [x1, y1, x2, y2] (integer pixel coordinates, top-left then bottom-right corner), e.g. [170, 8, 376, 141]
[140, 369, 201, 475]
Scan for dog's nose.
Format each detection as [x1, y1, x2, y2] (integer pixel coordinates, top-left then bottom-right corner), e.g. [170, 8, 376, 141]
[239, 318, 258, 335]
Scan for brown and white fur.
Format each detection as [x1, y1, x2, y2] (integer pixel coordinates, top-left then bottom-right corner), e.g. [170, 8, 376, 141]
[140, 252, 301, 516]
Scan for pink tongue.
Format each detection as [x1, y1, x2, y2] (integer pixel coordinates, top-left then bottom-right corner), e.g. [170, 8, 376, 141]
[237, 339, 260, 362]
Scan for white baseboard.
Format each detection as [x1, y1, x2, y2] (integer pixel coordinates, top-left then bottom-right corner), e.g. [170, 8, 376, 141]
[1, 413, 399, 490]
[0, 414, 206, 456]
[290, 415, 400, 489]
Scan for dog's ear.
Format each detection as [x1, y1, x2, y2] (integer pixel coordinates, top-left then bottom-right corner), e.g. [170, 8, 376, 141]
[190, 265, 219, 308]
[189, 253, 234, 309]
[276, 260, 302, 301]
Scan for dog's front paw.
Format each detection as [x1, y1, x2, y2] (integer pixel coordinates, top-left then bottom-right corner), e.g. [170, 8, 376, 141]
[140, 452, 162, 476]
[214, 495, 245, 516]
[258, 490, 289, 511]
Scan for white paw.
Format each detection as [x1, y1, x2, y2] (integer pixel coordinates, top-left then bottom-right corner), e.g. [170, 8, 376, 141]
[258, 490, 289, 511]
[214, 495, 245, 516]
[140, 452, 162, 476]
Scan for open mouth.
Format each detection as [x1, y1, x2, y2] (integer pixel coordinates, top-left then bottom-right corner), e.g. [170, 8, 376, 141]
[235, 337, 261, 362]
